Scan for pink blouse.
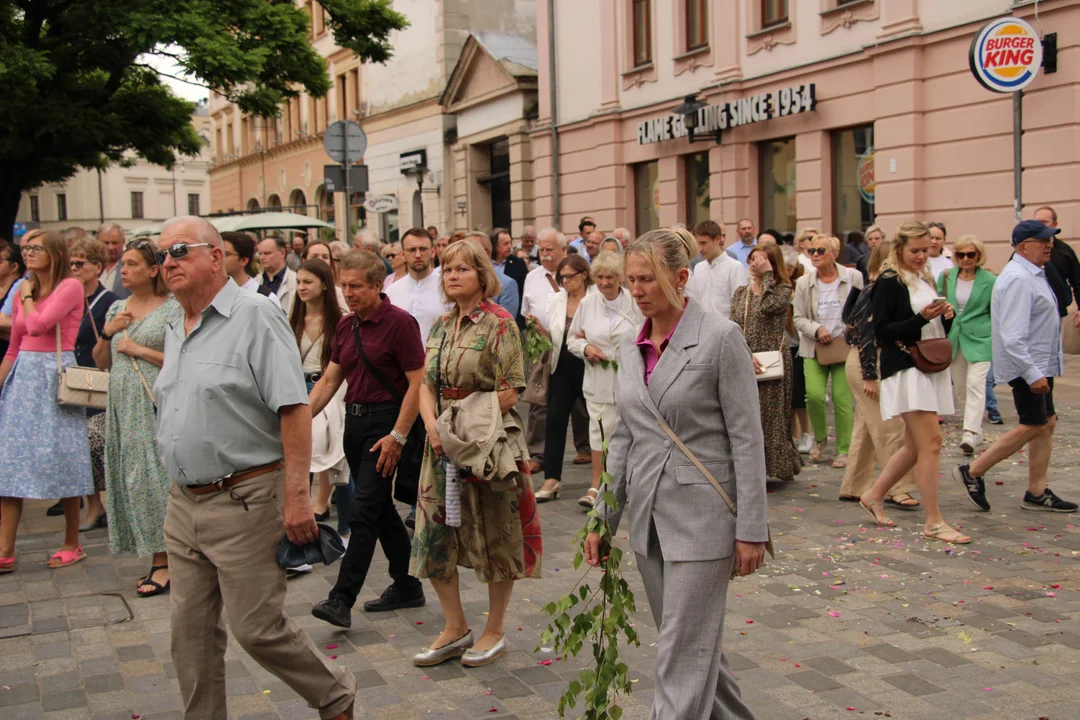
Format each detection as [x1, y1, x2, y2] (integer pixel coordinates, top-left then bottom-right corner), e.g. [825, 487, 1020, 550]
[4, 278, 85, 362]
[635, 315, 680, 387]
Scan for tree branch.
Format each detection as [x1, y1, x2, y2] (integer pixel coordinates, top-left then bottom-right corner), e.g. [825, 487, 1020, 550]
[135, 63, 212, 91]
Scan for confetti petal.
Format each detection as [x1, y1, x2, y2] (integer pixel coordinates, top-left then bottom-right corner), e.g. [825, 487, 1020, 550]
[539, 660, 552, 665]
[325, 643, 339, 649]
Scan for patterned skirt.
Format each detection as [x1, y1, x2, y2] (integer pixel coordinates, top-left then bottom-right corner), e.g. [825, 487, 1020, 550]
[0, 351, 93, 499]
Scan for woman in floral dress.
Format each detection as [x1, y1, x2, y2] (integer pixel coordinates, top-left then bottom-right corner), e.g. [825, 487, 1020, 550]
[92, 240, 178, 596]
[731, 243, 802, 482]
[410, 239, 541, 669]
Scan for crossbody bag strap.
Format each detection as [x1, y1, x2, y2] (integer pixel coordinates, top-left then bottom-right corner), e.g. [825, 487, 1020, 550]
[85, 292, 103, 343]
[56, 324, 64, 375]
[299, 332, 323, 366]
[640, 400, 738, 518]
[352, 318, 404, 402]
[123, 329, 157, 406]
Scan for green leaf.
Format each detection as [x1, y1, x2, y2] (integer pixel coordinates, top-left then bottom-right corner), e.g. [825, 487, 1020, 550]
[600, 491, 618, 509]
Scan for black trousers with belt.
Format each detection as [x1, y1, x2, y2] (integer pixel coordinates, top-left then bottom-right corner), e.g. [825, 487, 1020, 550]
[544, 351, 586, 482]
[329, 408, 420, 607]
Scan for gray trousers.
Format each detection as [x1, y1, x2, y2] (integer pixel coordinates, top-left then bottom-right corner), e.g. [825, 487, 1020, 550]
[636, 525, 755, 720]
[526, 399, 590, 459]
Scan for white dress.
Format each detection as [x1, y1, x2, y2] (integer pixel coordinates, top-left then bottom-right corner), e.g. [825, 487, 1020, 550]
[301, 333, 350, 483]
[880, 274, 955, 421]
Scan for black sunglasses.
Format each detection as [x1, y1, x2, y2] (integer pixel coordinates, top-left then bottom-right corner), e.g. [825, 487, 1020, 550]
[125, 239, 150, 251]
[155, 242, 212, 265]
[954, 251, 979, 260]
[807, 247, 828, 256]
[70, 260, 87, 270]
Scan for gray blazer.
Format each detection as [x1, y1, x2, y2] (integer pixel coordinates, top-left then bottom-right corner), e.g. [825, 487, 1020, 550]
[595, 300, 769, 562]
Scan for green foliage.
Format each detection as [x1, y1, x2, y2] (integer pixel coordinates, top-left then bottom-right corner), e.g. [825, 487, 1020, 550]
[524, 316, 553, 364]
[592, 359, 619, 373]
[0, 0, 408, 233]
[538, 423, 639, 719]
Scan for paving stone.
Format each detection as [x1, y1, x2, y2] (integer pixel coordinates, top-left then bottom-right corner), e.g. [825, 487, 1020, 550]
[801, 656, 856, 675]
[0, 684, 41, 707]
[510, 665, 561, 685]
[33, 616, 70, 634]
[84, 673, 126, 694]
[488, 676, 533, 699]
[882, 673, 946, 696]
[353, 669, 386, 689]
[79, 657, 118, 676]
[992, 628, 1054, 647]
[785, 670, 843, 692]
[726, 652, 759, 671]
[42, 689, 88, 712]
[114, 644, 155, 662]
[916, 647, 972, 668]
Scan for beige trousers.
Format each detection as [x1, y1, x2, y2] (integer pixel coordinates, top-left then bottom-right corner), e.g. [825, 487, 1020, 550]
[164, 471, 355, 720]
[841, 350, 918, 499]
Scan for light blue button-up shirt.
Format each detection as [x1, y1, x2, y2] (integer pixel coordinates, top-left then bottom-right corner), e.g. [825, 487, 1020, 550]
[726, 239, 758, 267]
[494, 267, 520, 318]
[991, 254, 1063, 385]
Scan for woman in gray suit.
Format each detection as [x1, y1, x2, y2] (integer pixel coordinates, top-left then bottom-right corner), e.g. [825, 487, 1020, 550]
[585, 227, 769, 720]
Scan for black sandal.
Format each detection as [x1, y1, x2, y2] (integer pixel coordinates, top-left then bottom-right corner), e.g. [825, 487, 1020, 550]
[884, 493, 921, 511]
[137, 566, 170, 597]
[838, 495, 861, 503]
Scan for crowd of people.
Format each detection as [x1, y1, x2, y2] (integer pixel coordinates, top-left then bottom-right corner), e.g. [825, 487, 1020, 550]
[0, 205, 1075, 720]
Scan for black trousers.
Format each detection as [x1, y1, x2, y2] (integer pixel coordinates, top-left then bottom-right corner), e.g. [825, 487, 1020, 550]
[544, 352, 586, 482]
[330, 409, 419, 607]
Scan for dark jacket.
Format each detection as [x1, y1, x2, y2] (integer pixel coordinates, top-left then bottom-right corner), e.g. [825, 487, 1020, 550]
[843, 282, 877, 381]
[1048, 239, 1080, 316]
[499, 254, 528, 326]
[872, 271, 952, 381]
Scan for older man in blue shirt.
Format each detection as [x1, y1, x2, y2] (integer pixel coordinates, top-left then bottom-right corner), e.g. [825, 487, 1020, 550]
[954, 220, 1077, 514]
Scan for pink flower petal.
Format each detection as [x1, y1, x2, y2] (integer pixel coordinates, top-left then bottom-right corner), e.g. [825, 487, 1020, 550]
[325, 643, 338, 649]
[828, 611, 841, 618]
[539, 659, 552, 665]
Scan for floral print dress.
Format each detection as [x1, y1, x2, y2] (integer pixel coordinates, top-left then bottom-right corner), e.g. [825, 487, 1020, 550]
[410, 300, 542, 583]
[731, 273, 802, 482]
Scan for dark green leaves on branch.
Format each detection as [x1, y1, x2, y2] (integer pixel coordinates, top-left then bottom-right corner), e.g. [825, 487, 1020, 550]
[524, 316, 553, 364]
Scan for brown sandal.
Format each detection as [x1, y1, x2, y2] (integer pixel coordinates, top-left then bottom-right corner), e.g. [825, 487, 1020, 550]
[923, 523, 970, 545]
[859, 499, 895, 527]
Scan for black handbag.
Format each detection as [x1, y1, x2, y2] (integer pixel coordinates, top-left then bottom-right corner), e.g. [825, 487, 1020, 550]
[351, 320, 425, 506]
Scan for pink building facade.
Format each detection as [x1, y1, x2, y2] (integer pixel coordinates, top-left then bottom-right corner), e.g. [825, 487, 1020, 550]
[531, 0, 1078, 267]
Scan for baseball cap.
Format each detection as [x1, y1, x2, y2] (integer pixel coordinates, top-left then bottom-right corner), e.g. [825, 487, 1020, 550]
[1011, 219, 1060, 246]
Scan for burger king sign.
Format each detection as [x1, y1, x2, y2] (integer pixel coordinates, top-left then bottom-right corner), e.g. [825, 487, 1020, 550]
[969, 17, 1043, 93]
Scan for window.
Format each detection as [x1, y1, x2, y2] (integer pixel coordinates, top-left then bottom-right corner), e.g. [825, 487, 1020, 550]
[686, 0, 708, 50]
[336, 73, 346, 122]
[477, 139, 511, 232]
[30, 196, 39, 222]
[57, 194, 67, 221]
[188, 193, 201, 216]
[832, 125, 875, 240]
[632, 0, 651, 67]
[685, 152, 710, 229]
[759, 138, 796, 234]
[762, 0, 789, 27]
[130, 191, 144, 219]
[634, 161, 660, 235]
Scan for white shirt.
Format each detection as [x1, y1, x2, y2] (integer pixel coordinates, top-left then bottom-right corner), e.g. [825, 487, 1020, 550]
[521, 265, 560, 329]
[816, 277, 844, 337]
[385, 267, 450, 344]
[797, 254, 813, 272]
[928, 253, 953, 281]
[241, 276, 282, 309]
[687, 252, 749, 321]
[100, 262, 119, 292]
[955, 277, 974, 314]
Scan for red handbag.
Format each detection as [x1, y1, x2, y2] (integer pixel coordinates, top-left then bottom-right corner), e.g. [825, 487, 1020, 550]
[898, 338, 952, 374]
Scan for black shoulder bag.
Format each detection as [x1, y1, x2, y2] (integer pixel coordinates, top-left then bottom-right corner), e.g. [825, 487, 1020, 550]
[351, 319, 425, 506]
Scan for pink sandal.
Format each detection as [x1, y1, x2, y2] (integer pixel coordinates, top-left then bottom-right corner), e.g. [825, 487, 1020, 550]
[0, 556, 15, 574]
[47, 546, 86, 569]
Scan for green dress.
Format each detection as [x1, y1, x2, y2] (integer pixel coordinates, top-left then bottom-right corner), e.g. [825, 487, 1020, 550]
[409, 300, 542, 583]
[104, 297, 179, 556]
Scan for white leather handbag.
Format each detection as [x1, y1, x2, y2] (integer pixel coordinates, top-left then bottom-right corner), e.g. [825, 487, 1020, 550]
[56, 325, 109, 409]
[751, 350, 784, 383]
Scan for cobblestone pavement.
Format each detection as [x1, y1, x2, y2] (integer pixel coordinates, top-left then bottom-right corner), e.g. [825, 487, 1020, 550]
[5, 365, 1080, 720]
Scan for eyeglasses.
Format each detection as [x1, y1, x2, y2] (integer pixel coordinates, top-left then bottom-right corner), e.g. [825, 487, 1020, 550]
[223, 251, 239, 258]
[155, 243, 212, 264]
[558, 271, 582, 283]
[807, 248, 828, 256]
[126, 240, 151, 251]
[385, 253, 399, 259]
[954, 251, 979, 260]
[21, 245, 46, 256]
[70, 260, 87, 270]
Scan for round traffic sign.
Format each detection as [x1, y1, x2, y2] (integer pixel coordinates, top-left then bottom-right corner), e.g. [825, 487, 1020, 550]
[323, 120, 367, 164]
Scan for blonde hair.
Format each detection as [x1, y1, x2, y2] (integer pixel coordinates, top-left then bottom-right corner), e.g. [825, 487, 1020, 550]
[953, 234, 986, 267]
[440, 239, 501, 303]
[797, 227, 820, 245]
[626, 227, 695, 309]
[811, 235, 841, 255]
[590, 250, 625, 280]
[867, 240, 893, 281]
[884, 221, 935, 288]
[865, 224, 885, 241]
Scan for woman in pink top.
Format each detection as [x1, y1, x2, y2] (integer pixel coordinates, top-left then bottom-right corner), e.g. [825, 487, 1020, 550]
[0, 230, 94, 573]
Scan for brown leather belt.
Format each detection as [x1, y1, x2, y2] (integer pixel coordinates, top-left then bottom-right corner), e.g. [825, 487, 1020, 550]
[441, 387, 478, 400]
[186, 461, 284, 495]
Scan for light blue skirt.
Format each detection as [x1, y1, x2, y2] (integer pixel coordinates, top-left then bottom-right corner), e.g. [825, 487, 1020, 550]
[0, 350, 94, 499]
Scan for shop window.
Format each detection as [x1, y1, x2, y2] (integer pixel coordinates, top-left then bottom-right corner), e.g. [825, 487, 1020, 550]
[30, 196, 39, 222]
[478, 138, 511, 233]
[832, 125, 875, 240]
[188, 194, 201, 216]
[57, 193, 67, 222]
[685, 152, 710, 229]
[634, 161, 660, 235]
[686, 0, 707, 51]
[380, 210, 400, 244]
[759, 138, 796, 235]
[762, 0, 788, 27]
[632, 0, 652, 67]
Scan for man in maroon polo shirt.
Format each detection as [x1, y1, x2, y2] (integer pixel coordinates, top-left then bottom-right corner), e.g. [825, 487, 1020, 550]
[308, 250, 426, 628]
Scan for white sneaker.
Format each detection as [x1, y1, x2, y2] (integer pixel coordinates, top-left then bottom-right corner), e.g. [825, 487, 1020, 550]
[797, 433, 814, 454]
[286, 564, 313, 577]
[959, 432, 978, 456]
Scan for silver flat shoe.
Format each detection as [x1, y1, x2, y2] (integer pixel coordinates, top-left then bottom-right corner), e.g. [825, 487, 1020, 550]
[412, 630, 473, 667]
[461, 635, 507, 668]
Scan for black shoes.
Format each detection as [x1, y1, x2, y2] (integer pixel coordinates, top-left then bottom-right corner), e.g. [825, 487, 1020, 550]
[405, 509, 416, 530]
[1022, 488, 1078, 513]
[312, 597, 353, 628]
[363, 583, 426, 613]
[987, 409, 1004, 425]
[953, 464, 991, 512]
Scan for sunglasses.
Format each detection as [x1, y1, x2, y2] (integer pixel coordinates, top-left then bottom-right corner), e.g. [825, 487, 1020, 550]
[954, 251, 979, 260]
[807, 248, 828, 256]
[385, 253, 399, 259]
[126, 239, 150, 251]
[155, 242, 212, 265]
[70, 260, 87, 270]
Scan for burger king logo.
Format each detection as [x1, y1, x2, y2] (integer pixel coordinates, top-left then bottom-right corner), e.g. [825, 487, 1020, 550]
[969, 17, 1043, 93]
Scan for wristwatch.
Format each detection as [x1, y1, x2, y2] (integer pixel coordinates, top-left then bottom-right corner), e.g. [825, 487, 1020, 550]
[390, 430, 407, 446]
